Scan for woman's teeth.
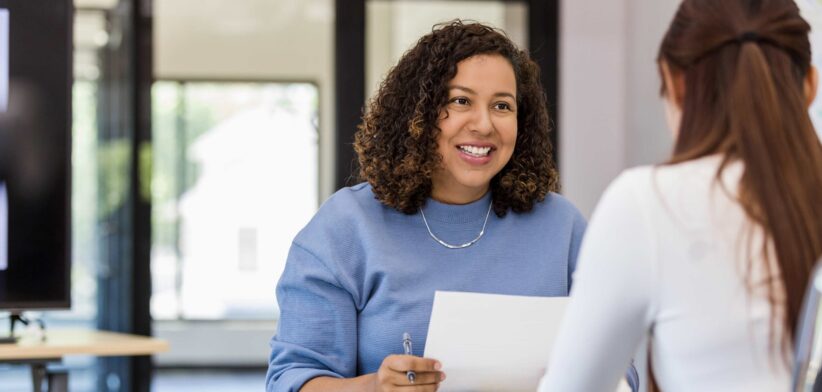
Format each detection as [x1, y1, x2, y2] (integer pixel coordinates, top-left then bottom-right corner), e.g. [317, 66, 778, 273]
[458, 145, 491, 157]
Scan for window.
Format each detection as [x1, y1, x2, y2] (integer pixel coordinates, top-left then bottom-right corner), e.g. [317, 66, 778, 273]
[151, 81, 318, 321]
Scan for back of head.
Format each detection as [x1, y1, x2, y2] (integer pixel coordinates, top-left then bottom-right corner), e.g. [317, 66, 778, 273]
[658, 0, 822, 354]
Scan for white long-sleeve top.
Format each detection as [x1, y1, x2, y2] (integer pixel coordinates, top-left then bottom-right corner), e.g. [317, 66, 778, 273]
[538, 156, 790, 392]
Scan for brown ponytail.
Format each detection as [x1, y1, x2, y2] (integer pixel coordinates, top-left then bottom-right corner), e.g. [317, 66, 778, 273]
[652, 0, 822, 389]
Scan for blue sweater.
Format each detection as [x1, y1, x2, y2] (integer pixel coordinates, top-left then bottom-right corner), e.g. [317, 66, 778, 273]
[266, 183, 587, 391]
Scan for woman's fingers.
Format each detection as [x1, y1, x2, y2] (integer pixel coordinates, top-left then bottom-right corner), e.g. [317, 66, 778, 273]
[388, 369, 445, 386]
[376, 355, 446, 391]
[384, 354, 442, 373]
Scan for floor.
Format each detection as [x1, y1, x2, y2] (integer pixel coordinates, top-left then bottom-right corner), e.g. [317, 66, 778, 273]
[153, 369, 265, 392]
[0, 365, 266, 392]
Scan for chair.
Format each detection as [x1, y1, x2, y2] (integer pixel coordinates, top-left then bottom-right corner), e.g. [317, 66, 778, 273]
[792, 258, 822, 392]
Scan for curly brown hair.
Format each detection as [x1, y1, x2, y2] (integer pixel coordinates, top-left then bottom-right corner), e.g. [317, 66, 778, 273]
[353, 20, 558, 217]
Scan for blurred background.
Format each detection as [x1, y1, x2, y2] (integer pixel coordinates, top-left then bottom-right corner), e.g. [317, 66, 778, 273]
[1, 0, 822, 391]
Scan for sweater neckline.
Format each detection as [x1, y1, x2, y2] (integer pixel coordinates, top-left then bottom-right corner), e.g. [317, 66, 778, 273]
[420, 191, 493, 224]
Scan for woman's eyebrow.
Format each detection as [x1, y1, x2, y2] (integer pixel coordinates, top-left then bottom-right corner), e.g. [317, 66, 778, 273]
[494, 92, 516, 100]
[449, 85, 477, 95]
[450, 85, 515, 100]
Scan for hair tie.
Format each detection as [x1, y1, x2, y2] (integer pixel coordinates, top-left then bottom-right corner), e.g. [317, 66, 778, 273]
[689, 30, 799, 67]
[736, 31, 761, 44]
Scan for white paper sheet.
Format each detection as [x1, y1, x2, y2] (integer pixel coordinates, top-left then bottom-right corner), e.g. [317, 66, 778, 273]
[423, 291, 568, 392]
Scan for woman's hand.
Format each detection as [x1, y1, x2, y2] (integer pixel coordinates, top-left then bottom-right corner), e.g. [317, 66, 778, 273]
[374, 354, 446, 391]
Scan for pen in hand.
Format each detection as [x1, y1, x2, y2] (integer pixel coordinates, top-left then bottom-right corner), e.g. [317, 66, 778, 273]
[402, 332, 416, 384]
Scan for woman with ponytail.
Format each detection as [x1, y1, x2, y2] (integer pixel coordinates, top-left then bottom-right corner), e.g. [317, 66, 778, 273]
[538, 0, 822, 390]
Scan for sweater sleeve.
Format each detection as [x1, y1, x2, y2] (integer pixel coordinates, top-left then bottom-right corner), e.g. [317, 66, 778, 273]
[266, 242, 359, 392]
[538, 170, 657, 392]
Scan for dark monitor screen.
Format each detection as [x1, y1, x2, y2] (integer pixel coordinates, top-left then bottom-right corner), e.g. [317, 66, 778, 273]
[0, 0, 72, 310]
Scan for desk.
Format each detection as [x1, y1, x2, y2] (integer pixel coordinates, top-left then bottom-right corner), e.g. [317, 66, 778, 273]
[0, 329, 169, 391]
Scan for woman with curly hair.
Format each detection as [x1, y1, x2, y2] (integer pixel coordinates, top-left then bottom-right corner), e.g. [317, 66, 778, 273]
[266, 21, 619, 392]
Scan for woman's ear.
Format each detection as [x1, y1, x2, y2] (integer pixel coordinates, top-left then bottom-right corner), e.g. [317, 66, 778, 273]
[805, 65, 818, 108]
[660, 60, 684, 137]
[660, 60, 685, 109]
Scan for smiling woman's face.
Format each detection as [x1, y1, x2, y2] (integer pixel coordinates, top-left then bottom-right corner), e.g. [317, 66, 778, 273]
[431, 54, 518, 205]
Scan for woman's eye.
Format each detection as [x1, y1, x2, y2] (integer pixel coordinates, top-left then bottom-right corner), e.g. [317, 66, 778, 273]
[452, 97, 469, 105]
[494, 102, 512, 111]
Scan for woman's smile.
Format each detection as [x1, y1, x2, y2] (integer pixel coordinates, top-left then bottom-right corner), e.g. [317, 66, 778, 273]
[456, 143, 496, 164]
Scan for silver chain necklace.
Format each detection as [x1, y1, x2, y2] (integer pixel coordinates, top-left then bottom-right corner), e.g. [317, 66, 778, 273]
[419, 201, 493, 249]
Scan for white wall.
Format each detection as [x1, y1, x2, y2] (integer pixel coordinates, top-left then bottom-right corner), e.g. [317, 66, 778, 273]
[797, 0, 822, 140]
[624, 0, 678, 167]
[560, 0, 679, 218]
[559, 0, 627, 219]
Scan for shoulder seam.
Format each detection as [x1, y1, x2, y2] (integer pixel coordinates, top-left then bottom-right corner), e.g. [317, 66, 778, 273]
[290, 241, 359, 299]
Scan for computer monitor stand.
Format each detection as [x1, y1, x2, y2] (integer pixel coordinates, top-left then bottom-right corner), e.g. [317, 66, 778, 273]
[0, 312, 42, 344]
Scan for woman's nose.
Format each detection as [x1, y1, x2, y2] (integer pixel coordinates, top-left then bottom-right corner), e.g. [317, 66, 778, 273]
[469, 108, 494, 135]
